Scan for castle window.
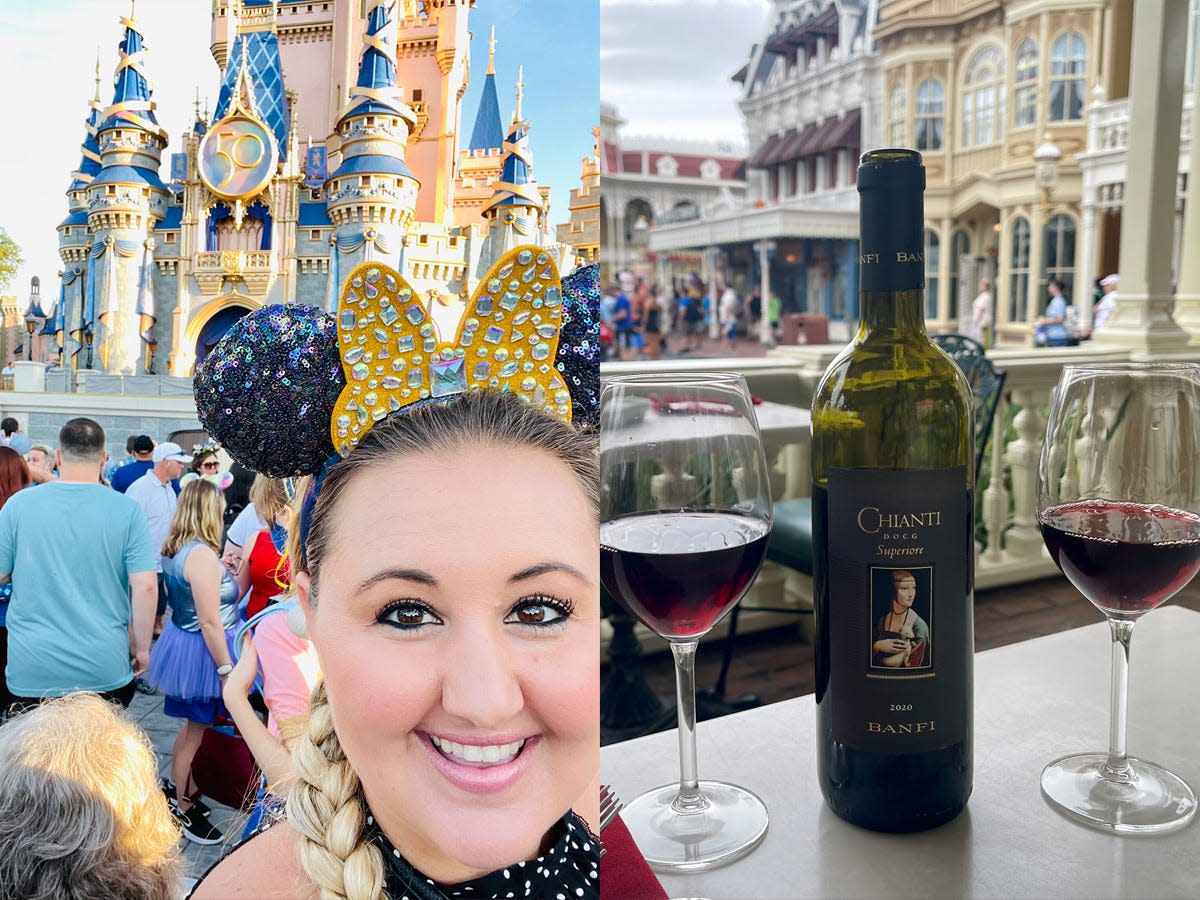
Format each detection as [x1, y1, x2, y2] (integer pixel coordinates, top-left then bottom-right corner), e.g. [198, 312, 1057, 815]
[915, 79, 944, 152]
[360, 176, 371, 188]
[419, 234, 429, 245]
[164, 232, 176, 244]
[1013, 39, 1038, 128]
[64, 227, 71, 236]
[311, 229, 322, 241]
[413, 89, 423, 102]
[310, 189, 321, 200]
[1049, 33, 1087, 122]
[107, 186, 116, 196]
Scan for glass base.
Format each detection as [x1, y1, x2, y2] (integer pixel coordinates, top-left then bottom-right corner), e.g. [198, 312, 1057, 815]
[1041, 752, 1197, 835]
[622, 780, 769, 873]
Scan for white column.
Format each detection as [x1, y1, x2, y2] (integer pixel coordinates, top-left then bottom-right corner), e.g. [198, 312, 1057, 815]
[756, 240, 775, 345]
[1175, 86, 1200, 342]
[1093, 0, 1191, 355]
[1077, 201, 1098, 333]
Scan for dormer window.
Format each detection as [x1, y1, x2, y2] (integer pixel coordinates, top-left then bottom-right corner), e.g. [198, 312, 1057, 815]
[360, 176, 371, 188]
[412, 89, 423, 102]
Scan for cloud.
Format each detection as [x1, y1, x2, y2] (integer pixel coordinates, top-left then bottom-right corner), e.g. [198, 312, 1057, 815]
[601, 0, 770, 141]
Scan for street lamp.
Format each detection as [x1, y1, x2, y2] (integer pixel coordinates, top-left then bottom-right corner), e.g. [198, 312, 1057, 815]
[24, 276, 45, 362]
[84, 325, 94, 370]
[1034, 133, 1062, 209]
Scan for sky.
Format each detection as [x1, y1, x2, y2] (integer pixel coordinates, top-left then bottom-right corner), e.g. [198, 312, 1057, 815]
[0, 0, 598, 306]
[601, 0, 771, 145]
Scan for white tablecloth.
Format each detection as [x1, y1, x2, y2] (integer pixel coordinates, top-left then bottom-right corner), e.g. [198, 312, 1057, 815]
[601, 605, 1200, 899]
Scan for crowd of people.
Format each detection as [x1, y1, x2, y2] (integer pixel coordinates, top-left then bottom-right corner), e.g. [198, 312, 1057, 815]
[600, 272, 780, 360]
[0, 402, 600, 898]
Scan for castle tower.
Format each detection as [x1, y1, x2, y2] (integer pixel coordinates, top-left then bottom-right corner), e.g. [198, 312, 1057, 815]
[87, 8, 169, 375]
[556, 125, 601, 265]
[324, 0, 420, 308]
[481, 69, 544, 260]
[57, 57, 103, 370]
[452, 26, 505, 229]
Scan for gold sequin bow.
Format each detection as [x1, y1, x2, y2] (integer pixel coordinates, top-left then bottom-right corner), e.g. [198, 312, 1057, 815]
[329, 245, 572, 456]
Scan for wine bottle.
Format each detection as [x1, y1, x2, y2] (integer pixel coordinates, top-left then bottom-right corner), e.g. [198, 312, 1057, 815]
[811, 149, 974, 832]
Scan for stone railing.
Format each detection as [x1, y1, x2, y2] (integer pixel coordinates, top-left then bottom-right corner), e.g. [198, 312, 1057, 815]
[1084, 93, 1192, 158]
[194, 250, 274, 296]
[601, 342, 1200, 658]
[955, 144, 1005, 180]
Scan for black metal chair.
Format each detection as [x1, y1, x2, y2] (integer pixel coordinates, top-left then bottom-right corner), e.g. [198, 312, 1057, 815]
[710, 335, 1006, 704]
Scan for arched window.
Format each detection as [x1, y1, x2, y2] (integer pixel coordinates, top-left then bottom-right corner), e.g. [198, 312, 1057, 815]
[962, 47, 1005, 147]
[1049, 33, 1087, 122]
[889, 83, 907, 146]
[915, 80, 944, 152]
[1009, 217, 1031, 322]
[1043, 214, 1077, 301]
[1014, 39, 1038, 128]
[949, 230, 971, 321]
[924, 229, 940, 319]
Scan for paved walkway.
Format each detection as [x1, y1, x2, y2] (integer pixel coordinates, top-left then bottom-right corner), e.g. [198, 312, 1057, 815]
[126, 691, 243, 883]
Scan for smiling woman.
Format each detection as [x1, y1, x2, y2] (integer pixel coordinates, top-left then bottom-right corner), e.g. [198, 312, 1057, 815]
[193, 392, 600, 900]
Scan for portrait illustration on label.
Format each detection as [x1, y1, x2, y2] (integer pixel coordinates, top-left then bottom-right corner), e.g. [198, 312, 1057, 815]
[871, 567, 932, 670]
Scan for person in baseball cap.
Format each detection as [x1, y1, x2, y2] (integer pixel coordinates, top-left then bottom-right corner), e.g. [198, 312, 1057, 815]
[1094, 274, 1119, 333]
[152, 442, 193, 465]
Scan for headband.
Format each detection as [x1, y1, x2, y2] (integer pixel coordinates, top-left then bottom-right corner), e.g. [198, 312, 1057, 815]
[194, 246, 599, 505]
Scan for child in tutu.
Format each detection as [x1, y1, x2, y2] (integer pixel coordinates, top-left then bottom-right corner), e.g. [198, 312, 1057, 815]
[146, 478, 240, 845]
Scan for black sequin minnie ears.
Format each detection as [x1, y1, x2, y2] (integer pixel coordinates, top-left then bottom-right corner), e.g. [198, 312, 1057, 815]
[194, 249, 599, 477]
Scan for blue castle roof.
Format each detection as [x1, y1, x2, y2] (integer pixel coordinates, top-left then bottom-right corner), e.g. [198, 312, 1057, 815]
[213, 30, 290, 160]
[97, 18, 162, 134]
[59, 210, 90, 228]
[68, 103, 104, 192]
[328, 153, 416, 181]
[158, 205, 183, 229]
[298, 202, 332, 226]
[468, 73, 504, 151]
[341, 2, 412, 123]
[91, 164, 167, 192]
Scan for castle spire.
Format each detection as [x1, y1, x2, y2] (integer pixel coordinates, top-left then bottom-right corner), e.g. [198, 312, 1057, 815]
[341, 0, 414, 125]
[97, 9, 166, 140]
[467, 28, 503, 151]
[514, 65, 525, 123]
[482, 77, 542, 219]
[93, 49, 102, 103]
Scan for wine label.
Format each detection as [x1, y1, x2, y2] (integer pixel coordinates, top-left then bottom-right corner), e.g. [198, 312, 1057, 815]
[825, 467, 972, 752]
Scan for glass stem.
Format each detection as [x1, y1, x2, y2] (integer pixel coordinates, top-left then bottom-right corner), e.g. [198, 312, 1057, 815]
[669, 640, 709, 814]
[1103, 618, 1136, 783]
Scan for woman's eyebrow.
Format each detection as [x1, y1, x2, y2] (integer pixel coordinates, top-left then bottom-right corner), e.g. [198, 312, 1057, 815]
[357, 568, 439, 592]
[509, 562, 591, 584]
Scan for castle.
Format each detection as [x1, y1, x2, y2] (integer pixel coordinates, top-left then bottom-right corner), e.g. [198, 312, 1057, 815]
[54, 0, 599, 377]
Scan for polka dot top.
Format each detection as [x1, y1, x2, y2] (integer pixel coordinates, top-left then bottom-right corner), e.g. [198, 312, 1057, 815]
[366, 810, 600, 900]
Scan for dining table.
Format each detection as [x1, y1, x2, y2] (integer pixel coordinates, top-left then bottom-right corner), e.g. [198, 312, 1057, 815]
[600, 604, 1200, 899]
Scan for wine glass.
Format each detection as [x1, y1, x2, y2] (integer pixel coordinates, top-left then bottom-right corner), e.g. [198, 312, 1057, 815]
[1037, 362, 1200, 834]
[600, 372, 772, 871]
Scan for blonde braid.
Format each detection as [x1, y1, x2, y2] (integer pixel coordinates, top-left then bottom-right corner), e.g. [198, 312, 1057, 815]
[288, 681, 387, 900]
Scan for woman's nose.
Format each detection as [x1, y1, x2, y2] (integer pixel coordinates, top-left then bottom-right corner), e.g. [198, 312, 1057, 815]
[440, 628, 524, 728]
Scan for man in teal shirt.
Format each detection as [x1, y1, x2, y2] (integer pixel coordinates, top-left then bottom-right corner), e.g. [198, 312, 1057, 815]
[0, 418, 157, 707]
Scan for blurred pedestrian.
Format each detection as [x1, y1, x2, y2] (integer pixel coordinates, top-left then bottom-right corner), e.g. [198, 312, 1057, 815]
[0, 448, 30, 720]
[0, 418, 156, 710]
[1093, 273, 1119, 332]
[970, 278, 993, 345]
[110, 434, 155, 493]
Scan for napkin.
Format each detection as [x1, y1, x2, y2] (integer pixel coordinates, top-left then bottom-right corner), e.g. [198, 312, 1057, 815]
[599, 814, 668, 900]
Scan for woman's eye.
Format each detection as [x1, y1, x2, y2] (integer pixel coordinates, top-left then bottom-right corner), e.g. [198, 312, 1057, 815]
[379, 602, 441, 630]
[505, 596, 574, 627]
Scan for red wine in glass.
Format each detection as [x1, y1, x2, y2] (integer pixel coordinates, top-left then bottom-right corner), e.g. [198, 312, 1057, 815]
[600, 510, 770, 639]
[1040, 500, 1200, 618]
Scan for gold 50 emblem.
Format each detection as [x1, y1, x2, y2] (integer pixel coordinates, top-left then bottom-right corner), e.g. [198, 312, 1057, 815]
[198, 114, 279, 201]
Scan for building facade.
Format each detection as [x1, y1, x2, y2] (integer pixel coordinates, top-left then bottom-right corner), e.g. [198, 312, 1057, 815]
[54, 0, 588, 377]
[600, 103, 748, 287]
[877, 0, 1199, 344]
[644, 0, 880, 329]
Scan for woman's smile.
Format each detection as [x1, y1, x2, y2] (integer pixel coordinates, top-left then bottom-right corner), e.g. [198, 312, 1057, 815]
[420, 731, 542, 793]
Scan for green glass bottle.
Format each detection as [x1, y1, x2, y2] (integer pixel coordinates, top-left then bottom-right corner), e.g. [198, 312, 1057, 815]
[811, 149, 974, 832]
